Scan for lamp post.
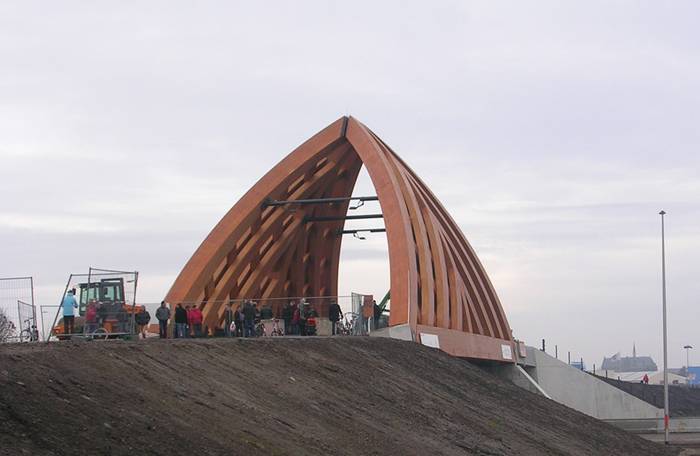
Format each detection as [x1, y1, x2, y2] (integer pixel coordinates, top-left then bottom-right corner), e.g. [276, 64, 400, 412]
[659, 210, 670, 444]
[684, 345, 693, 372]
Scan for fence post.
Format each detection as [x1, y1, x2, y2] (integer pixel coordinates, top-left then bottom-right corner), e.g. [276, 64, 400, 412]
[30, 277, 36, 338]
[17, 300, 22, 342]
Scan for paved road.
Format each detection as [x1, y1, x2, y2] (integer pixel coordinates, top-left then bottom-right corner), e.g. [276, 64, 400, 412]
[640, 432, 700, 450]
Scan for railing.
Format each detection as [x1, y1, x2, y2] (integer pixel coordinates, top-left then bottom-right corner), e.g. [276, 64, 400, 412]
[164, 295, 360, 338]
[144, 294, 391, 338]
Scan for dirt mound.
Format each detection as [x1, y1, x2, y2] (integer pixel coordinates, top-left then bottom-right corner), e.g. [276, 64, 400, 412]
[0, 338, 679, 456]
[598, 376, 700, 417]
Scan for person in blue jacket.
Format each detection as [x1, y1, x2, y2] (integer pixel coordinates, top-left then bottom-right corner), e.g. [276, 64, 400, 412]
[61, 288, 79, 339]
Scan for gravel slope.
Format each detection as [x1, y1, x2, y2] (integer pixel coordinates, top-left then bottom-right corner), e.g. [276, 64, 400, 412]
[0, 337, 680, 456]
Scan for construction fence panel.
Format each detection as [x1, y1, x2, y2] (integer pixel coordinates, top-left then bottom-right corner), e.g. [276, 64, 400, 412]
[0, 276, 34, 343]
[17, 300, 38, 342]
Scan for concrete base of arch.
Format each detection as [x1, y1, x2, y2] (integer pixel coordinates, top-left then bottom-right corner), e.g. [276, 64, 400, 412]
[371, 323, 516, 363]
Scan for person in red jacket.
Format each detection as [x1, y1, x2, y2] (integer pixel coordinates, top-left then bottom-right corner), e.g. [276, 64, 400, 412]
[189, 306, 204, 338]
[84, 301, 98, 335]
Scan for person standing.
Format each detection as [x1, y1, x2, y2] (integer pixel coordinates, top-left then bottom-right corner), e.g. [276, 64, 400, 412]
[224, 302, 234, 337]
[373, 300, 381, 329]
[135, 307, 151, 339]
[305, 304, 319, 336]
[175, 303, 188, 338]
[61, 288, 78, 339]
[329, 300, 342, 336]
[291, 301, 300, 335]
[253, 302, 260, 322]
[243, 300, 256, 337]
[235, 304, 245, 337]
[96, 301, 107, 329]
[84, 301, 98, 336]
[260, 303, 273, 320]
[282, 301, 293, 336]
[155, 301, 171, 339]
[190, 306, 203, 337]
[298, 299, 309, 336]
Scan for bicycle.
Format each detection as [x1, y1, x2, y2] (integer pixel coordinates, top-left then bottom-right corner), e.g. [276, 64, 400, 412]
[270, 318, 284, 336]
[335, 312, 359, 336]
[19, 318, 37, 342]
[255, 320, 265, 337]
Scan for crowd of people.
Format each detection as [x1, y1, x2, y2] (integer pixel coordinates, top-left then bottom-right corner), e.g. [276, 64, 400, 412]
[56, 291, 381, 340]
[153, 298, 334, 339]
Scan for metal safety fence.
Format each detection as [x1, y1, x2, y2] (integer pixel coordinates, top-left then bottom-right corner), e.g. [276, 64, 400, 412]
[40, 305, 58, 342]
[0, 276, 36, 343]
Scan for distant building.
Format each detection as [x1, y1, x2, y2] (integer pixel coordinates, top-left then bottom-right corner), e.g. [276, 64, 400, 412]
[601, 344, 658, 373]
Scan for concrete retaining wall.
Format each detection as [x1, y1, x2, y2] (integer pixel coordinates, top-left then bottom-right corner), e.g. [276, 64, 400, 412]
[529, 348, 663, 420]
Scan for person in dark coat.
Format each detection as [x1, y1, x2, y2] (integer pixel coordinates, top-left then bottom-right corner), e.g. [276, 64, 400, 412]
[243, 300, 256, 337]
[174, 303, 188, 338]
[260, 304, 273, 320]
[329, 300, 343, 335]
[373, 300, 381, 329]
[281, 302, 293, 336]
[135, 307, 151, 339]
[298, 299, 308, 336]
[235, 305, 244, 337]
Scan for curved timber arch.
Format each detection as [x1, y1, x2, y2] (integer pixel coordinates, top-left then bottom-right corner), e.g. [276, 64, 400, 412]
[166, 117, 514, 361]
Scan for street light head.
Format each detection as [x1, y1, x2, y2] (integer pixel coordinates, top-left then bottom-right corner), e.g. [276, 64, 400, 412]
[659, 210, 666, 215]
[684, 345, 693, 349]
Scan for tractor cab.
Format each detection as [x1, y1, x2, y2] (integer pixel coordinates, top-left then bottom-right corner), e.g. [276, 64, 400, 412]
[78, 278, 125, 317]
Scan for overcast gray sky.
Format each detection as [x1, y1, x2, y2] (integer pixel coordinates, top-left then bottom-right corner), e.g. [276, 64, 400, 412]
[1, 1, 698, 368]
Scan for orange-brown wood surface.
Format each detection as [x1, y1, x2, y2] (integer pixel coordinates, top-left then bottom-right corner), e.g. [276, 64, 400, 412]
[166, 117, 513, 360]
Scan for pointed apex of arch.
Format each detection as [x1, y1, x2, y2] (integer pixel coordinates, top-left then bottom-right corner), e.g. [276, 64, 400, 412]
[166, 117, 514, 362]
